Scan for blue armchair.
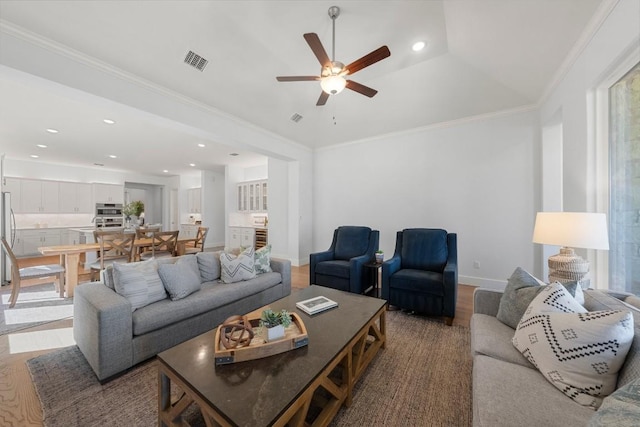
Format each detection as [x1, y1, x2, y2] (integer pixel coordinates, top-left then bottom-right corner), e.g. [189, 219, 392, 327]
[382, 228, 458, 325]
[310, 226, 380, 294]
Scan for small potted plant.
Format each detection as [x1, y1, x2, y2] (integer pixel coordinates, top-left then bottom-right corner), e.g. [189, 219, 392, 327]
[375, 250, 384, 264]
[259, 308, 292, 342]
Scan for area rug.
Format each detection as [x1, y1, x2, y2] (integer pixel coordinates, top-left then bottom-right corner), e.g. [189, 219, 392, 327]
[27, 311, 472, 426]
[0, 282, 73, 336]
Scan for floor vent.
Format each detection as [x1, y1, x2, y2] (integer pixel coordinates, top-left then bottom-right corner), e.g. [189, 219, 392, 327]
[290, 113, 303, 123]
[184, 50, 208, 71]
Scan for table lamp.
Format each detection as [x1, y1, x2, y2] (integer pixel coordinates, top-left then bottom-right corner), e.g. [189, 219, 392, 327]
[532, 212, 609, 288]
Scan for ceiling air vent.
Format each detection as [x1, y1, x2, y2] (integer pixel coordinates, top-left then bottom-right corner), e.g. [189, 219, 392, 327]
[184, 50, 208, 72]
[290, 113, 303, 123]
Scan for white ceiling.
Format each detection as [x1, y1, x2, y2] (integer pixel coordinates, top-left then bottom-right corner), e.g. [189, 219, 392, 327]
[0, 0, 606, 176]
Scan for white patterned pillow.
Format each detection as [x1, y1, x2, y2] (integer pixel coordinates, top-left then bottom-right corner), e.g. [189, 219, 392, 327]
[113, 259, 167, 311]
[254, 244, 272, 274]
[220, 246, 256, 284]
[513, 282, 634, 409]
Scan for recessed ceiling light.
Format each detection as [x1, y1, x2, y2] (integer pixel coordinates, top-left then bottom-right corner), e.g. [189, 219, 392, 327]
[36, 144, 48, 148]
[46, 128, 59, 134]
[163, 169, 169, 173]
[30, 154, 39, 158]
[109, 154, 117, 159]
[412, 41, 426, 52]
[189, 163, 196, 167]
[197, 143, 205, 148]
[229, 153, 239, 157]
[103, 119, 116, 124]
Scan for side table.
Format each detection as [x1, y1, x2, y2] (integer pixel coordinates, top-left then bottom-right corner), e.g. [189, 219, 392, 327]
[364, 261, 383, 298]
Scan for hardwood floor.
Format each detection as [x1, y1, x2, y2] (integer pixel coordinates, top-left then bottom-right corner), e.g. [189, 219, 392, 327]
[0, 264, 475, 426]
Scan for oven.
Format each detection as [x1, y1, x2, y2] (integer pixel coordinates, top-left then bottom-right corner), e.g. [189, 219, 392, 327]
[95, 203, 124, 228]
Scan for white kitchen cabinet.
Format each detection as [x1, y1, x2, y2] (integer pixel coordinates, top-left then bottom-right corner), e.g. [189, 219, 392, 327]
[180, 224, 199, 239]
[21, 229, 61, 256]
[236, 180, 267, 212]
[9, 230, 23, 256]
[228, 227, 255, 249]
[3, 177, 22, 211]
[20, 179, 60, 213]
[59, 182, 93, 213]
[93, 183, 124, 204]
[187, 188, 201, 214]
[66, 230, 81, 245]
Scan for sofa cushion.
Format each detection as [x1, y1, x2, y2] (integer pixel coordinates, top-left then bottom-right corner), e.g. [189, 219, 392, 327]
[158, 255, 202, 301]
[113, 259, 167, 311]
[497, 267, 579, 329]
[584, 290, 640, 388]
[513, 283, 634, 409]
[196, 251, 221, 282]
[255, 244, 273, 274]
[389, 269, 444, 295]
[473, 355, 594, 427]
[314, 259, 350, 279]
[588, 377, 640, 426]
[471, 313, 533, 369]
[220, 247, 256, 284]
[400, 229, 448, 272]
[131, 272, 282, 335]
[334, 226, 371, 261]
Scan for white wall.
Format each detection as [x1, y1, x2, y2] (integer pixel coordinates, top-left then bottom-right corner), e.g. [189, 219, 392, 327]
[202, 170, 225, 247]
[539, 0, 640, 288]
[314, 109, 539, 289]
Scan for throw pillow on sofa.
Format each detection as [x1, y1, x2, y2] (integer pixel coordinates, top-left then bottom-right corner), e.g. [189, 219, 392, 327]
[588, 377, 640, 426]
[254, 244, 272, 274]
[113, 259, 167, 311]
[220, 246, 256, 284]
[497, 267, 580, 328]
[196, 251, 221, 282]
[512, 282, 634, 409]
[158, 255, 202, 300]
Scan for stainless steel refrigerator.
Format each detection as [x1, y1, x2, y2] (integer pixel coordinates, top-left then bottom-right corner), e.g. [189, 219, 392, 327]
[2, 191, 16, 285]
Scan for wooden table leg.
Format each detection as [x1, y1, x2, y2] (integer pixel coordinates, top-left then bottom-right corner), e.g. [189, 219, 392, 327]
[176, 241, 186, 256]
[64, 253, 80, 298]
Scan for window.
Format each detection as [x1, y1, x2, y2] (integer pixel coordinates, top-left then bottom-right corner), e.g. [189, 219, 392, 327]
[609, 62, 640, 293]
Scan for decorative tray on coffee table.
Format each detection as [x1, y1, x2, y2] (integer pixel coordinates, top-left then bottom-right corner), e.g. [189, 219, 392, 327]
[214, 312, 309, 365]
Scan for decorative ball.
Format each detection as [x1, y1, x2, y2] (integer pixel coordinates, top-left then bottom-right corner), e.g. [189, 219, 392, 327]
[220, 315, 254, 349]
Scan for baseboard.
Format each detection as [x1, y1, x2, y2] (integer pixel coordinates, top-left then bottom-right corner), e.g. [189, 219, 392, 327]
[459, 275, 506, 291]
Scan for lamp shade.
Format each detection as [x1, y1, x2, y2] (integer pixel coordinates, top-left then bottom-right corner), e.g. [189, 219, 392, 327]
[532, 212, 609, 250]
[320, 75, 346, 95]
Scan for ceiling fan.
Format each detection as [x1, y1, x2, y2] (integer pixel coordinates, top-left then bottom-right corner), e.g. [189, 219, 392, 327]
[276, 5, 391, 106]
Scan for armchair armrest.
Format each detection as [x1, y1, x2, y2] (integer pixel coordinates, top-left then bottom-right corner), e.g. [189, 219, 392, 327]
[381, 255, 401, 300]
[309, 249, 334, 285]
[349, 253, 371, 293]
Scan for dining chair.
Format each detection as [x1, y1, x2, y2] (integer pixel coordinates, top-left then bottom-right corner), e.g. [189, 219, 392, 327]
[1, 237, 65, 308]
[139, 230, 179, 260]
[89, 230, 135, 281]
[184, 226, 209, 255]
[135, 226, 161, 260]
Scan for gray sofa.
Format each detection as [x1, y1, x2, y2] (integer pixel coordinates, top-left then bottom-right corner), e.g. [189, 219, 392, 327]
[471, 287, 640, 426]
[74, 252, 291, 381]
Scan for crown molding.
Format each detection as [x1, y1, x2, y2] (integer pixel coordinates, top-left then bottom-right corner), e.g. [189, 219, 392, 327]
[317, 104, 538, 152]
[537, 0, 620, 107]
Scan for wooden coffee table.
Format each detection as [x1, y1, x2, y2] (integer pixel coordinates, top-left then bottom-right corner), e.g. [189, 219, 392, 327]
[158, 285, 386, 426]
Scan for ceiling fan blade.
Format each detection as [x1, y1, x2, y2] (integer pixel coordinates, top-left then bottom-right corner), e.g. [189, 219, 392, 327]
[344, 46, 391, 75]
[304, 33, 331, 67]
[316, 91, 329, 106]
[346, 80, 378, 98]
[276, 76, 320, 82]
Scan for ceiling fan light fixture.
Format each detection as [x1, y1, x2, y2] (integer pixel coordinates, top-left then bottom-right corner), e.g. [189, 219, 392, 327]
[321, 75, 346, 95]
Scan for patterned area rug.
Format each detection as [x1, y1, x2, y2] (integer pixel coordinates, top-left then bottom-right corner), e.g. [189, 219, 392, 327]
[0, 282, 73, 336]
[27, 311, 472, 426]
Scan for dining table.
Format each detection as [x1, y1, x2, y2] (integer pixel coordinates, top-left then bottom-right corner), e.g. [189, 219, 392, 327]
[38, 235, 198, 297]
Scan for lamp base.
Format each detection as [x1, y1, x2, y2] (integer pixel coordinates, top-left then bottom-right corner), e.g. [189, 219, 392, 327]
[548, 247, 591, 289]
